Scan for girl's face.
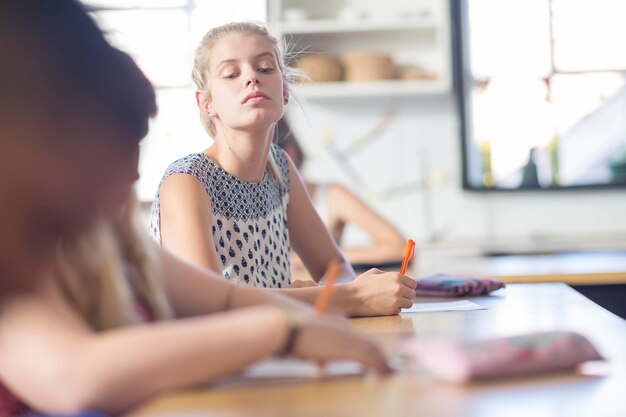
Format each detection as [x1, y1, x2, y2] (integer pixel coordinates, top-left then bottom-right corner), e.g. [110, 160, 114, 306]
[206, 33, 286, 134]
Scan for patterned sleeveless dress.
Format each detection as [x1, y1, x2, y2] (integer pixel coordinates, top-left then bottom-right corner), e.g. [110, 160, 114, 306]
[150, 144, 292, 288]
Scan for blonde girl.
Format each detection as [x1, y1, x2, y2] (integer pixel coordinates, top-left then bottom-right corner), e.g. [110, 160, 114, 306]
[151, 22, 417, 317]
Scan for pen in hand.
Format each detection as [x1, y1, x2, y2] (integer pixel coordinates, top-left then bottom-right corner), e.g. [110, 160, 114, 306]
[399, 239, 415, 275]
[315, 261, 342, 316]
[312, 261, 342, 376]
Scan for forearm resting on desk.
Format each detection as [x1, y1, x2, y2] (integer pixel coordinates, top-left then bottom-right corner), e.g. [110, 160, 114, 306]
[0, 297, 290, 415]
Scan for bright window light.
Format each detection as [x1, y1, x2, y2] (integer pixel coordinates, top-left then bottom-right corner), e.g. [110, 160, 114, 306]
[82, 0, 268, 201]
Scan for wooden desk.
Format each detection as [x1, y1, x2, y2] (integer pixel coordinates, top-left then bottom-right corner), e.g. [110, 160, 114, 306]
[417, 250, 626, 285]
[127, 284, 626, 417]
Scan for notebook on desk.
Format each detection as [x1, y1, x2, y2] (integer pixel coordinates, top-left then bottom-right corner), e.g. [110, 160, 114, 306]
[401, 331, 603, 383]
[413, 274, 505, 297]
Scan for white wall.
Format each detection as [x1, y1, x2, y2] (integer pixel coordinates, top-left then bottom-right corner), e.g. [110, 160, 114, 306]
[286, 93, 626, 251]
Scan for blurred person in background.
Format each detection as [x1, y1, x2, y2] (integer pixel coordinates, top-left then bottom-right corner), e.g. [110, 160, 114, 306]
[276, 118, 406, 271]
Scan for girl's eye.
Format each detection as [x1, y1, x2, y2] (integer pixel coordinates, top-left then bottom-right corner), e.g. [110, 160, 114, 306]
[258, 67, 275, 74]
[224, 72, 239, 79]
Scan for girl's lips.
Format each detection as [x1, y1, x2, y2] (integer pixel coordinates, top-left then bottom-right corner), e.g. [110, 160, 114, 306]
[242, 92, 270, 103]
[245, 96, 269, 104]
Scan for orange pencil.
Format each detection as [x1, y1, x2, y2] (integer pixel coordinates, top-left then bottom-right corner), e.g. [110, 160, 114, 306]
[399, 239, 415, 275]
[314, 261, 342, 316]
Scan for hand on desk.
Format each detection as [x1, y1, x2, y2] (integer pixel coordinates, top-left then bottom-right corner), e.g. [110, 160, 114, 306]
[293, 315, 392, 374]
[347, 269, 417, 317]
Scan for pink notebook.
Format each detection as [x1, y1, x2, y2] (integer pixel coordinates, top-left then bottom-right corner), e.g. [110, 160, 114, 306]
[401, 331, 602, 382]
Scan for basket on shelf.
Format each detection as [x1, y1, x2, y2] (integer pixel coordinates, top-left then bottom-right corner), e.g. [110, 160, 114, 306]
[293, 54, 343, 83]
[342, 51, 395, 82]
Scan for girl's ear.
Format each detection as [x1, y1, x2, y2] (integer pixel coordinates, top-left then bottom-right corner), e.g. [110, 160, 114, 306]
[195, 90, 215, 116]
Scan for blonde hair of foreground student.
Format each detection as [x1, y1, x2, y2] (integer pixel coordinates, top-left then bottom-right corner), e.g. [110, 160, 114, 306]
[55, 198, 172, 330]
[0, 201, 389, 414]
[156, 21, 418, 318]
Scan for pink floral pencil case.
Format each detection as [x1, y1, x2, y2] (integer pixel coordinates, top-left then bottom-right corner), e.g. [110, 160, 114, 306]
[401, 331, 602, 383]
[414, 274, 505, 297]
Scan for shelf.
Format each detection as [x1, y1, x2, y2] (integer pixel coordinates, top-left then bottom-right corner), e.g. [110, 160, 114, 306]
[279, 18, 437, 35]
[271, 0, 452, 100]
[291, 79, 449, 99]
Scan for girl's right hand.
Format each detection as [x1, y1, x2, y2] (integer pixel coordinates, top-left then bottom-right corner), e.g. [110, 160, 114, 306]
[348, 269, 417, 316]
[287, 315, 391, 374]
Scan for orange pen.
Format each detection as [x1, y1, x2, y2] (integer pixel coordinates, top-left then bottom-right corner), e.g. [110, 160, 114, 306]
[399, 239, 415, 275]
[313, 261, 342, 375]
[314, 261, 342, 316]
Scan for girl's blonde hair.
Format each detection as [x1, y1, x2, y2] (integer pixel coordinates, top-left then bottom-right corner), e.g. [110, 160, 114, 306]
[192, 21, 304, 184]
[55, 199, 172, 331]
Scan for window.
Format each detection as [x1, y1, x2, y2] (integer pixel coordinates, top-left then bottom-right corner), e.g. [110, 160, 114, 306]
[82, 0, 268, 200]
[453, 0, 626, 190]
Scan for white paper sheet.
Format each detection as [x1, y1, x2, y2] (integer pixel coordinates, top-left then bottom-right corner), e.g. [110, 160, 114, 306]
[401, 300, 486, 314]
[243, 359, 364, 379]
[211, 359, 365, 388]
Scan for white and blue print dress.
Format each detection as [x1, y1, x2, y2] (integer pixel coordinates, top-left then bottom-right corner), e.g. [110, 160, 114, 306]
[150, 144, 292, 288]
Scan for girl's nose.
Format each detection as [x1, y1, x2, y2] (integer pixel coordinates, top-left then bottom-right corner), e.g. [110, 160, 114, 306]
[246, 73, 261, 87]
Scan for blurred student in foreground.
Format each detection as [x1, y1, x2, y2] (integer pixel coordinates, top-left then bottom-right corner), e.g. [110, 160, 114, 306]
[0, 1, 389, 414]
[0, 0, 152, 297]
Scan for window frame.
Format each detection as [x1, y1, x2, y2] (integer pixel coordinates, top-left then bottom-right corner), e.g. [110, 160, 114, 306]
[451, 0, 626, 192]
